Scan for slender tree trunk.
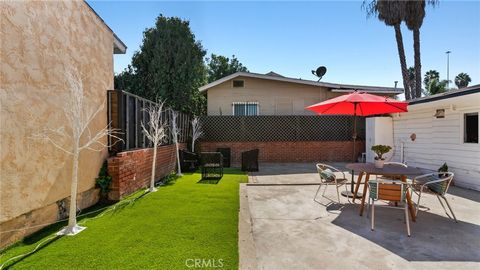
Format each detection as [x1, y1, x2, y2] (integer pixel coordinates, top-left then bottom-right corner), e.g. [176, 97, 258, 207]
[176, 142, 182, 176]
[393, 23, 412, 100]
[67, 146, 79, 229]
[413, 28, 422, 98]
[150, 143, 158, 192]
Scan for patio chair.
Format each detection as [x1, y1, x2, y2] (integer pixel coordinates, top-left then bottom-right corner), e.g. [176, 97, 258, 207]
[314, 164, 350, 204]
[200, 152, 223, 180]
[368, 179, 411, 236]
[241, 149, 259, 172]
[411, 172, 457, 222]
[179, 149, 198, 172]
[377, 162, 408, 181]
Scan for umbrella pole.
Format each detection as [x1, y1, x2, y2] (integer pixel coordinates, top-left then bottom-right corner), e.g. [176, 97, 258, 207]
[351, 106, 357, 194]
[352, 111, 357, 162]
[342, 103, 362, 198]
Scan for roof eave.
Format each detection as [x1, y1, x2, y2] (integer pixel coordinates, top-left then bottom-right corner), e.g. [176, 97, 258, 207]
[199, 71, 402, 94]
[331, 89, 403, 94]
[408, 85, 480, 105]
[83, 1, 127, 54]
[113, 33, 127, 54]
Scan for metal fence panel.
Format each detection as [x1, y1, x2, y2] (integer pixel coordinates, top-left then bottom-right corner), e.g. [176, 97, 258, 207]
[108, 90, 190, 153]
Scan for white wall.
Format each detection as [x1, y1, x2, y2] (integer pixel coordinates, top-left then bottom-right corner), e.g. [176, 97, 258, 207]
[366, 117, 394, 162]
[391, 93, 480, 191]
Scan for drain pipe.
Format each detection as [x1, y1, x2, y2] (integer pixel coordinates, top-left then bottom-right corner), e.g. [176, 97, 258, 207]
[401, 141, 405, 164]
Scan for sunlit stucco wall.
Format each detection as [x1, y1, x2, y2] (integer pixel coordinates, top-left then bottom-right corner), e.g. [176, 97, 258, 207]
[0, 0, 114, 231]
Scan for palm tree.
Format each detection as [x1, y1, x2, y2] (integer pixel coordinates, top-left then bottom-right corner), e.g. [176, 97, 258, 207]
[404, 0, 438, 99]
[407, 67, 416, 94]
[426, 78, 448, 96]
[454, 73, 471, 88]
[363, 0, 412, 100]
[423, 70, 440, 88]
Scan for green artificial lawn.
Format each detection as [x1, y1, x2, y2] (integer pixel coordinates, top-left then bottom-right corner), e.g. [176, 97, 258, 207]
[0, 169, 247, 269]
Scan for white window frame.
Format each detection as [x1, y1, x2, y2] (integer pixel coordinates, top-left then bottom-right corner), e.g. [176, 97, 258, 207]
[232, 102, 259, 116]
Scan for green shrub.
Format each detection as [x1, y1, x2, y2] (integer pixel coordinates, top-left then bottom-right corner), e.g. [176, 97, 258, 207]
[371, 145, 392, 160]
[161, 170, 179, 185]
[96, 162, 112, 198]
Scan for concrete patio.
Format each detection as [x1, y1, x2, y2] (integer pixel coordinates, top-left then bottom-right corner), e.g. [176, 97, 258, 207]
[240, 163, 480, 270]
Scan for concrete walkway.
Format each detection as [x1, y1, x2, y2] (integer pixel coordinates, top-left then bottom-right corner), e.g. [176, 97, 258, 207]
[242, 163, 480, 270]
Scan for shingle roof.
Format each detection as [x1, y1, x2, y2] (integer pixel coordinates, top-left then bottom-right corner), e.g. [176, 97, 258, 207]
[199, 71, 403, 94]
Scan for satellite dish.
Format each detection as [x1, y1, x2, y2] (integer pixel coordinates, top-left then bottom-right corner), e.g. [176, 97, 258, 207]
[311, 66, 327, 81]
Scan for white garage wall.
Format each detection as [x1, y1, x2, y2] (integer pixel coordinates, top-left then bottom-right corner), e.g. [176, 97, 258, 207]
[391, 93, 480, 191]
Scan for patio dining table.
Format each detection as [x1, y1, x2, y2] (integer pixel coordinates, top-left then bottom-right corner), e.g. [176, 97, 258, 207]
[346, 163, 423, 222]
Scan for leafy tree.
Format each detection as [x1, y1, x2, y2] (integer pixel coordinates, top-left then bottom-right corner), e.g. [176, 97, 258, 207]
[114, 65, 140, 93]
[363, 0, 412, 100]
[206, 54, 248, 83]
[425, 78, 448, 96]
[117, 15, 207, 115]
[454, 73, 471, 88]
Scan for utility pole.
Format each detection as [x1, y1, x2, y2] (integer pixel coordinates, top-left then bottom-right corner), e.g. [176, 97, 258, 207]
[446, 50, 451, 89]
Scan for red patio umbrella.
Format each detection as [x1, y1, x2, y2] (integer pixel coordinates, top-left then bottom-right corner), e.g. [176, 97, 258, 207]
[306, 91, 408, 197]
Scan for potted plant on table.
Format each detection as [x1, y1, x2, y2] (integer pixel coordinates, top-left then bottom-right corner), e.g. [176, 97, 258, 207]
[371, 145, 392, 168]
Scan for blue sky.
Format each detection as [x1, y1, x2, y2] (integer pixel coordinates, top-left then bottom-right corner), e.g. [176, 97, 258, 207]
[89, 0, 480, 88]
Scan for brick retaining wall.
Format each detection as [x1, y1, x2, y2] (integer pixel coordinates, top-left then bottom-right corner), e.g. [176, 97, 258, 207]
[107, 144, 185, 200]
[200, 141, 365, 166]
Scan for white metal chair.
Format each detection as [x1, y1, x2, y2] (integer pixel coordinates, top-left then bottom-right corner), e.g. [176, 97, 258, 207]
[314, 163, 350, 204]
[411, 172, 457, 222]
[368, 179, 411, 236]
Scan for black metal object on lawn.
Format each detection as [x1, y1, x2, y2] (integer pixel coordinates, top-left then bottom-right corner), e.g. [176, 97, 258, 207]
[241, 149, 259, 172]
[216, 148, 231, 168]
[200, 152, 224, 179]
[179, 150, 198, 172]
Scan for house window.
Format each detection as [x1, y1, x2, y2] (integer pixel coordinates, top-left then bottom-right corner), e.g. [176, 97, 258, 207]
[464, 113, 478, 143]
[233, 80, 244, 88]
[233, 102, 258, 116]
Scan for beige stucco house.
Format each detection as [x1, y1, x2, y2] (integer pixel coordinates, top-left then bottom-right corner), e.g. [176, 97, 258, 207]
[0, 1, 126, 247]
[200, 72, 402, 116]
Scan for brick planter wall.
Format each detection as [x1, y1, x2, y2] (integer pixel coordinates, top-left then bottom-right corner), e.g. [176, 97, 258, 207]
[107, 143, 185, 200]
[199, 141, 365, 166]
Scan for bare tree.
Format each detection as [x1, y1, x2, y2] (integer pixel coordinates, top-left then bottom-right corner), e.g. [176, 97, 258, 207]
[33, 69, 121, 235]
[170, 110, 182, 176]
[141, 101, 168, 192]
[191, 116, 203, 152]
